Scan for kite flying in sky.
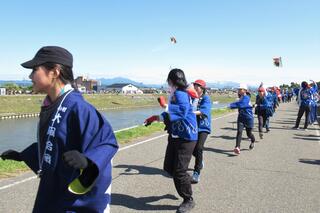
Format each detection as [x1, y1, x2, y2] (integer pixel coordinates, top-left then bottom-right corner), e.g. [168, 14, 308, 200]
[170, 36, 177, 44]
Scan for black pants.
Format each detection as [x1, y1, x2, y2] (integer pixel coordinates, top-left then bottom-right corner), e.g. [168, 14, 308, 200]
[236, 121, 255, 148]
[257, 111, 268, 132]
[163, 135, 196, 200]
[295, 105, 310, 129]
[192, 132, 208, 174]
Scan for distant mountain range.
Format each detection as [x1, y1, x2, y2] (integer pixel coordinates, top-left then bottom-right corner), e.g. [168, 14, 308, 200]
[0, 80, 32, 86]
[206, 81, 240, 89]
[0, 77, 243, 89]
[97, 77, 165, 88]
[97, 77, 241, 89]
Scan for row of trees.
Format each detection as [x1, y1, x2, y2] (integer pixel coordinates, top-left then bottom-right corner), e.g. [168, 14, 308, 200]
[0, 83, 33, 95]
[279, 82, 320, 90]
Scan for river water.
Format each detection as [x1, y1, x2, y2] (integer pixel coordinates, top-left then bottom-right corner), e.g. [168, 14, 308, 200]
[0, 103, 227, 152]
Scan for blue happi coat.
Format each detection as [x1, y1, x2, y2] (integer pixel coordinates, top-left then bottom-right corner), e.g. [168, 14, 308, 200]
[161, 89, 198, 141]
[299, 88, 312, 107]
[20, 91, 118, 213]
[196, 95, 212, 133]
[229, 95, 254, 128]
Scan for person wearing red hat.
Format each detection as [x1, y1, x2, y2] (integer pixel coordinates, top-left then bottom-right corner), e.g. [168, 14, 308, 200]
[255, 87, 272, 139]
[190, 79, 211, 184]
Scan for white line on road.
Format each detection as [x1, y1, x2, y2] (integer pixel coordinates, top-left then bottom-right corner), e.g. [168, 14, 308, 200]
[0, 112, 237, 191]
[0, 176, 37, 191]
[114, 125, 139, 133]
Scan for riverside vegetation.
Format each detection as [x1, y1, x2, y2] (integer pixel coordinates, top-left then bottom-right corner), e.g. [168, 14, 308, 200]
[0, 93, 236, 178]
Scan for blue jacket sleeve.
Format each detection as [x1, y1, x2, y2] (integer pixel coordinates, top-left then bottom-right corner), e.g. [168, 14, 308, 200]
[73, 104, 118, 186]
[168, 91, 191, 122]
[311, 84, 318, 93]
[20, 142, 39, 174]
[199, 95, 211, 118]
[229, 96, 250, 109]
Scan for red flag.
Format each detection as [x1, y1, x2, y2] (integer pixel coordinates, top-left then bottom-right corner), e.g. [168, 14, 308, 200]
[273, 57, 282, 67]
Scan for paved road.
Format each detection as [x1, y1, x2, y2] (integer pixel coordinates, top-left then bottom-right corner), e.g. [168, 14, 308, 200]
[0, 102, 319, 213]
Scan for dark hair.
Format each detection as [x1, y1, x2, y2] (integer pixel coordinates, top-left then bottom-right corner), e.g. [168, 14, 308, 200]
[167, 68, 188, 89]
[42, 62, 77, 89]
[301, 81, 308, 89]
[202, 88, 207, 95]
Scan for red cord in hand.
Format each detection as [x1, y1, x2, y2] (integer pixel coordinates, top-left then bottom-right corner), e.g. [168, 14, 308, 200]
[144, 115, 159, 126]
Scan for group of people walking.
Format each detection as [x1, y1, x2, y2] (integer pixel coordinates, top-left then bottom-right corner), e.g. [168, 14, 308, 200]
[0, 45, 318, 213]
[227, 83, 280, 155]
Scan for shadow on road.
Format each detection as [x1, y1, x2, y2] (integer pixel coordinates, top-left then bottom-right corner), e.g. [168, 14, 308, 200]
[293, 137, 320, 141]
[269, 126, 292, 130]
[211, 135, 236, 141]
[271, 121, 295, 125]
[204, 147, 237, 157]
[299, 159, 320, 166]
[114, 164, 171, 178]
[220, 127, 236, 131]
[294, 134, 320, 138]
[111, 193, 178, 211]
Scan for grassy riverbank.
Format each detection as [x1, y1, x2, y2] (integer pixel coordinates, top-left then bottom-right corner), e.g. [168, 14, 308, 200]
[0, 93, 238, 115]
[0, 94, 159, 115]
[0, 107, 235, 178]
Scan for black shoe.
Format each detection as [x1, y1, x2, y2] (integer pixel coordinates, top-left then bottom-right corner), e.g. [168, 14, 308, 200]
[259, 132, 263, 139]
[249, 142, 255, 150]
[266, 128, 270, 133]
[177, 198, 195, 213]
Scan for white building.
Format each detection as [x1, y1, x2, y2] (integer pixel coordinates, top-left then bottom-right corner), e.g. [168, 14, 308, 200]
[0, 88, 6, 95]
[121, 84, 143, 94]
[105, 83, 143, 94]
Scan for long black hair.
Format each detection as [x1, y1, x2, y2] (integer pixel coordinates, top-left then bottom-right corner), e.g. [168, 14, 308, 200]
[42, 62, 77, 89]
[167, 68, 188, 90]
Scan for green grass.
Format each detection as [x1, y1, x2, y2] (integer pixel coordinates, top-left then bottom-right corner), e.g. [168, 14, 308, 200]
[212, 107, 235, 116]
[0, 94, 160, 115]
[0, 95, 45, 115]
[0, 160, 29, 178]
[0, 93, 239, 115]
[0, 104, 235, 178]
[115, 122, 165, 144]
[211, 94, 237, 103]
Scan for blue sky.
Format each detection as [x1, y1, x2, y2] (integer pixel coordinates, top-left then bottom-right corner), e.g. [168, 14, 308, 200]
[0, 0, 319, 86]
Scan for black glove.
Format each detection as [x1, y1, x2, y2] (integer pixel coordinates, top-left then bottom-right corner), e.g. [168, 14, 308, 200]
[63, 150, 88, 169]
[78, 163, 99, 188]
[162, 112, 171, 132]
[1, 150, 22, 161]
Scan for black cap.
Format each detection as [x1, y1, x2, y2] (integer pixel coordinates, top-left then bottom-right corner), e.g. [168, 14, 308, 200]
[21, 46, 73, 69]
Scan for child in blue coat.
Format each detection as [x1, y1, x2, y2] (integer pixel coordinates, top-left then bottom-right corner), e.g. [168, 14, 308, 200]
[229, 84, 255, 154]
[191, 79, 211, 184]
[294, 81, 313, 129]
[144, 69, 198, 213]
[0, 46, 118, 213]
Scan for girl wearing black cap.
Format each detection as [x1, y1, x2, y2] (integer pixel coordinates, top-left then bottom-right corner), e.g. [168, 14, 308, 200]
[0, 46, 118, 213]
[144, 68, 198, 213]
